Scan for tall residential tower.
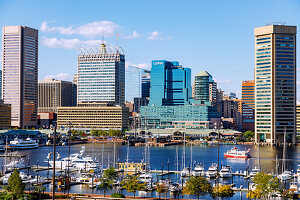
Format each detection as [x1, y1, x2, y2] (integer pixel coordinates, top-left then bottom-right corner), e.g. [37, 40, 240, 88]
[2, 26, 38, 128]
[254, 24, 297, 144]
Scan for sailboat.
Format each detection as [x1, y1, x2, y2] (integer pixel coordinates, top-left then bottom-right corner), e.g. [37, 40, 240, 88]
[180, 133, 191, 177]
[278, 128, 293, 181]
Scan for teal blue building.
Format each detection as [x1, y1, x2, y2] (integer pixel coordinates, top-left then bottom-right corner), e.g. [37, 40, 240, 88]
[149, 60, 191, 106]
[140, 105, 217, 128]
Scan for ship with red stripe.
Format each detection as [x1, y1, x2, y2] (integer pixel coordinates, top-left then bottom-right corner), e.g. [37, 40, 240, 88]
[224, 147, 251, 159]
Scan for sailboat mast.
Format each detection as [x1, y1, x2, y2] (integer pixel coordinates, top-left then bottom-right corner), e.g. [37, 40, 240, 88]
[190, 141, 193, 169]
[183, 133, 186, 168]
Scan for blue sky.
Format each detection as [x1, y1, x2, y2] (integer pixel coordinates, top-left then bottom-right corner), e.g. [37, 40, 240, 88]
[0, 0, 299, 97]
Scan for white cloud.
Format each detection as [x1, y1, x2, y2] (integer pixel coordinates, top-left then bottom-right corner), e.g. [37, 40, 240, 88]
[41, 21, 119, 37]
[297, 81, 300, 85]
[41, 37, 102, 49]
[124, 31, 141, 39]
[147, 31, 163, 40]
[44, 73, 73, 81]
[126, 61, 151, 70]
[215, 79, 232, 84]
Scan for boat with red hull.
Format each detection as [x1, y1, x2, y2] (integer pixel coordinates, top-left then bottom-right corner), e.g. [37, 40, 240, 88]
[224, 147, 251, 159]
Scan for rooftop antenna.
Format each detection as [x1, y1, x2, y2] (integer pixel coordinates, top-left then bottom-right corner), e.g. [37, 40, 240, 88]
[116, 33, 119, 53]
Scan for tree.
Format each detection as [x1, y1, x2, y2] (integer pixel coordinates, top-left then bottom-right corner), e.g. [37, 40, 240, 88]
[155, 182, 169, 199]
[213, 184, 234, 199]
[243, 130, 255, 141]
[103, 167, 118, 180]
[97, 178, 113, 197]
[7, 169, 25, 199]
[122, 175, 146, 198]
[182, 176, 212, 200]
[248, 172, 280, 199]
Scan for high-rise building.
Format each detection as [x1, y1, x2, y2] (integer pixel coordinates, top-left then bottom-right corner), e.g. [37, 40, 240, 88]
[194, 71, 217, 105]
[77, 43, 125, 105]
[0, 69, 2, 99]
[254, 24, 297, 144]
[2, 26, 38, 128]
[0, 100, 11, 129]
[38, 78, 73, 113]
[149, 60, 191, 106]
[141, 71, 150, 99]
[125, 66, 150, 101]
[72, 74, 78, 106]
[242, 80, 255, 131]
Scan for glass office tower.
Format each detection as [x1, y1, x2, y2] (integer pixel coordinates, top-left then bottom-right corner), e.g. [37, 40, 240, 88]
[254, 24, 297, 144]
[149, 60, 191, 106]
[77, 43, 125, 105]
[2, 26, 38, 128]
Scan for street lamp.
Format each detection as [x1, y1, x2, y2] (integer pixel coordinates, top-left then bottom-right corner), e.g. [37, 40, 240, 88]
[214, 121, 223, 199]
[66, 121, 73, 199]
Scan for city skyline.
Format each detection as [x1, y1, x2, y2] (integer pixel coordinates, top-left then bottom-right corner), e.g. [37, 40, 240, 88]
[0, 0, 299, 98]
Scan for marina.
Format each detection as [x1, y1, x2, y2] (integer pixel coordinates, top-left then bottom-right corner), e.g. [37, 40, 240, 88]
[0, 142, 299, 199]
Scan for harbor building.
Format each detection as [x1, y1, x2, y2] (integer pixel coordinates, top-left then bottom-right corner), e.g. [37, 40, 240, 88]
[254, 24, 297, 144]
[2, 26, 38, 128]
[149, 60, 191, 106]
[242, 80, 255, 132]
[77, 43, 125, 105]
[57, 103, 129, 130]
[38, 78, 73, 113]
[0, 100, 11, 129]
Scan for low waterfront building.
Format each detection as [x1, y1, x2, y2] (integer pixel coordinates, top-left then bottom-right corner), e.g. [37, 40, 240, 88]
[140, 104, 218, 129]
[172, 121, 209, 129]
[57, 103, 129, 130]
[117, 162, 147, 172]
[0, 100, 11, 129]
[0, 129, 47, 142]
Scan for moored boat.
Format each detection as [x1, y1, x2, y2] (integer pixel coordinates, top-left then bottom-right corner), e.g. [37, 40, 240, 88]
[9, 138, 38, 150]
[224, 147, 250, 159]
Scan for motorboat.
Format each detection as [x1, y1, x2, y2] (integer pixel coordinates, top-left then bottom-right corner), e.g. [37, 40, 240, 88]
[219, 165, 232, 178]
[140, 173, 154, 184]
[1, 172, 41, 184]
[278, 170, 293, 181]
[206, 163, 218, 178]
[296, 165, 300, 177]
[180, 167, 191, 177]
[6, 158, 26, 171]
[9, 138, 38, 150]
[249, 166, 260, 177]
[192, 163, 205, 176]
[169, 183, 181, 193]
[224, 147, 250, 159]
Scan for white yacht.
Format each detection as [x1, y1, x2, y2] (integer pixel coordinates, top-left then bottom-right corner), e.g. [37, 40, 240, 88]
[296, 165, 300, 178]
[47, 146, 100, 172]
[219, 165, 232, 178]
[9, 138, 38, 150]
[206, 163, 218, 178]
[249, 166, 260, 177]
[180, 167, 191, 177]
[192, 164, 205, 176]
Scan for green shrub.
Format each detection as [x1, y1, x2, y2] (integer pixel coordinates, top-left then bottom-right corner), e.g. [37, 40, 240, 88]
[111, 193, 126, 198]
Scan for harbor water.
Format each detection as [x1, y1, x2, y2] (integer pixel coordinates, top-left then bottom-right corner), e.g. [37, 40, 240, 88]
[0, 143, 298, 199]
